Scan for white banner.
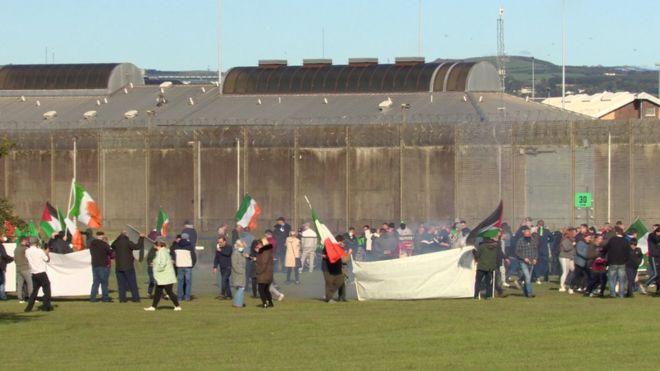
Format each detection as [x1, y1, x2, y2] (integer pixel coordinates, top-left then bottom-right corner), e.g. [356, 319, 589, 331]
[353, 247, 476, 300]
[4, 243, 96, 297]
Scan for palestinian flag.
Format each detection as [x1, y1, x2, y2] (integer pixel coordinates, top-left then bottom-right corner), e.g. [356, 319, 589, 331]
[627, 217, 648, 237]
[156, 207, 169, 237]
[69, 182, 102, 229]
[312, 208, 346, 264]
[466, 201, 503, 245]
[235, 195, 261, 231]
[40, 202, 63, 237]
[64, 217, 84, 251]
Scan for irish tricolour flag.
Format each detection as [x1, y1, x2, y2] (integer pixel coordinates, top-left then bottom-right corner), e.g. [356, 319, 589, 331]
[235, 195, 261, 231]
[156, 207, 169, 237]
[68, 182, 102, 229]
[40, 202, 64, 237]
[312, 208, 346, 264]
[466, 200, 503, 246]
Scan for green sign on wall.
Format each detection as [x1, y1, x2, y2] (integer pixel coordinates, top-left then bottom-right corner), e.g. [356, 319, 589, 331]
[575, 192, 592, 208]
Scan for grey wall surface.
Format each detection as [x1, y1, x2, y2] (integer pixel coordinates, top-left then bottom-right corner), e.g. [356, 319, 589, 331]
[2, 119, 660, 240]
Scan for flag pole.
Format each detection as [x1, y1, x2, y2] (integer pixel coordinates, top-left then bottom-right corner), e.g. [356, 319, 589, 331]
[304, 195, 312, 210]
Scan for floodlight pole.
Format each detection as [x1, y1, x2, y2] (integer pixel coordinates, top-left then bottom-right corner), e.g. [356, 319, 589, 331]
[236, 137, 240, 210]
[561, 0, 566, 109]
[656, 63, 660, 98]
[217, 0, 223, 94]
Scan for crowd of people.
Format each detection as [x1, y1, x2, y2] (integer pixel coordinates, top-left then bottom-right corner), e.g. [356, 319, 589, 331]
[1, 215, 659, 311]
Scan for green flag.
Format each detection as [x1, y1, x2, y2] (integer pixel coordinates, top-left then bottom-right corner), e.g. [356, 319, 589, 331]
[627, 218, 648, 237]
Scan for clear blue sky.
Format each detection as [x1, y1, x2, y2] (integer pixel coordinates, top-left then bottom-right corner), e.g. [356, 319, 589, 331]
[1, 0, 657, 71]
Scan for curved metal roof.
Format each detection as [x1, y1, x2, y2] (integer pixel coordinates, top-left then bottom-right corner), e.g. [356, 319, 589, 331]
[223, 61, 500, 95]
[0, 64, 120, 90]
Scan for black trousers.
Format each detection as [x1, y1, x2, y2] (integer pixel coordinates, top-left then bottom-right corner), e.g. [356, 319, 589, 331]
[25, 272, 51, 312]
[152, 284, 179, 308]
[571, 265, 590, 289]
[474, 270, 493, 299]
[258, 283, 272, 305]
[626, 266, 638, 296]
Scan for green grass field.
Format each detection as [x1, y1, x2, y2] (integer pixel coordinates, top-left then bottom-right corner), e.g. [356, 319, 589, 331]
[2, 272, 659, 371]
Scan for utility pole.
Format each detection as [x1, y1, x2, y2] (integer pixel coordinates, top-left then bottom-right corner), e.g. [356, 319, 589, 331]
[497, 7, 506, 92]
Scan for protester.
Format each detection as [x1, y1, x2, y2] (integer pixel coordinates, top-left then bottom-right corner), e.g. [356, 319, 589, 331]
[285, 230, 301, 284]
[213, 236, 233, 300]
[646, 226, 660, 294]
[532, 220, 553, 284]
[473, 230, 502, 300]
[111, 231, 143, 303]
[300, 223, 318, 271]
[0, 238, 15, 300]
[181, 221, 198, 248]
[24, 237, 53, 312]
[14, 237, 32, 303]
[255, 238, 275, 308]
[273, 217, 291, 272]
[89, 231, 112, 303]
[47, 231, 72, 254]
[572, 233, 592, 292]
[515, 226, 538, 298]
[172, 232, 196, 301]
[144, 237, 181, 311]
[558, 228, 576, 294]
[344, 227, 360, 259]
[626, 238, 643, 298]
[602, 227, 630, 298]
[397, 223, 414, 257]
[322, 235, 346, 303]
[231, 240, 248, 308]
[246, 239, 259, 298]
[145, 238, 157, 298]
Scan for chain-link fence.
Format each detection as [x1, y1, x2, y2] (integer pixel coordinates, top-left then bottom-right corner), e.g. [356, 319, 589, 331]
[2, 118, 659, 238]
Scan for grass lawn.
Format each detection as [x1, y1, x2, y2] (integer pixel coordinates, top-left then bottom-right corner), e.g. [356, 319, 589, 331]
[1, 272, 659, 370]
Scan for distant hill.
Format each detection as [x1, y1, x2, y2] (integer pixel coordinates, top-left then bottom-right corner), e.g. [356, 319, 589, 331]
[465, 56, 657, 98]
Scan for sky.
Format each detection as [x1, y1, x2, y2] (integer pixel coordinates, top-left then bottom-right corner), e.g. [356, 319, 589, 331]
[0, 0, 658, 71]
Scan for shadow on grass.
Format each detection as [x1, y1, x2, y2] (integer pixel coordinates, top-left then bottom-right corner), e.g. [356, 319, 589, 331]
[0, 311, 43, 324]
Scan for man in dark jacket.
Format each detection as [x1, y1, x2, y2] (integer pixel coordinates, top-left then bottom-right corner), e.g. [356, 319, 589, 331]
[625, 238, 643, 298]
[532, 220, 553, 283]
[213, 236, 233, 299]
[181, 221, 198, 248]
[473, 231, 503, 300]
[273, 217, 291, 272]
[48, 232, 72, 254]
[645, 226, 660, 294]
[172, 233, 196, 301]
[515, 226, 538, 298]
[322, 235, 346, 303]
[111, 231, 143, 303]
[89, 231, 112, 302]
[602, 227, 630, 298]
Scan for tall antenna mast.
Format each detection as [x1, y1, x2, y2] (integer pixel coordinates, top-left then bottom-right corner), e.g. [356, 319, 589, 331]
[497, 7, 506, 92]
[217, 0, 223, 94]
[418, 0, 423, 57]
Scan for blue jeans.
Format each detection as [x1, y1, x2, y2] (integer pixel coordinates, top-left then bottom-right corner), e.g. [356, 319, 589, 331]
[0, 270, 6, 300]
[220, 267, 232, 298]
[116, 268, 140, 302]
[177, 267, 193, 300]
[506, 259, 520, 281]
[520, 261, 534, 297]
[532, 256, 549, 282]
[608, 264, 626, 298]
[91, 266, 110, 302]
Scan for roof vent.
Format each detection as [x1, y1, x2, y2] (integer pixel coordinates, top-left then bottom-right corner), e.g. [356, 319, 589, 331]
[83, 110, 97, 119]
[348, 58, 378, 67]
[124, 110, 138, 119]
[43, 110, 57, 120]
[302, 59, 332, 68]
[395, 57, 425, 66]
[258, 59, 287, 69]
